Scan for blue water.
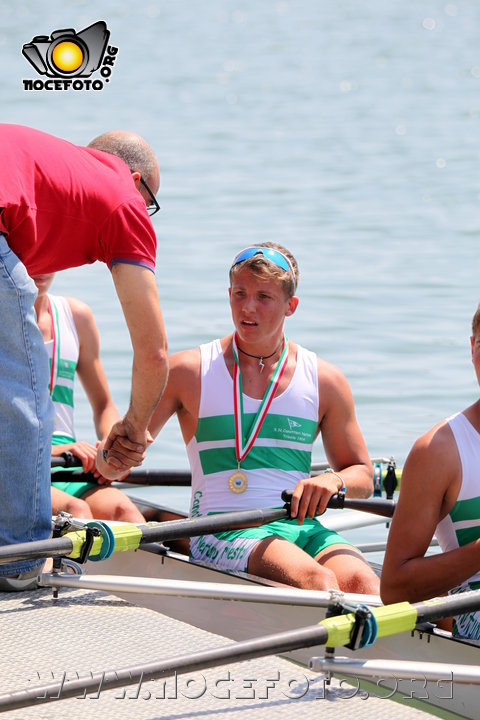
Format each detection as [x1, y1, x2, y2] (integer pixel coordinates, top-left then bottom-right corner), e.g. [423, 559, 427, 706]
[3, 2, 480, 536]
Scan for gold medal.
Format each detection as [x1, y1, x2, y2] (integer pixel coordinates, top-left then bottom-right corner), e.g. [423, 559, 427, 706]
[228, 470, 248, 494]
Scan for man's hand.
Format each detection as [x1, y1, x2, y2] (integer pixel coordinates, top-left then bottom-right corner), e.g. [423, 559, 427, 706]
[96, 417, 153, 479]
[290, 472, 343, 524]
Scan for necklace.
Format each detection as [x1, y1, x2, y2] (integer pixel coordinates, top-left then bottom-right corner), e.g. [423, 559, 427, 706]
[236, 340, 283, 373]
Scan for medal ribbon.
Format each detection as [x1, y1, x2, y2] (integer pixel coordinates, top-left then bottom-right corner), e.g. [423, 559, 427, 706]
[232, 332, 289, 463]
[47, 296, 60, 396]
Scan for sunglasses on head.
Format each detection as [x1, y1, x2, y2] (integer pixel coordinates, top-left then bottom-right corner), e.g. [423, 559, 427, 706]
[230, 246, 297, 292]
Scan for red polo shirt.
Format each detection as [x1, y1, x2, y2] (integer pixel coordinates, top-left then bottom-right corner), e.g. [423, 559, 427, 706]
[0, 124, 157, 275]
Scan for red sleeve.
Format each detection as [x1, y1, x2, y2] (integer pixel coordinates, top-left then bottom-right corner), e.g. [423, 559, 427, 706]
[100, 195, 157, 272]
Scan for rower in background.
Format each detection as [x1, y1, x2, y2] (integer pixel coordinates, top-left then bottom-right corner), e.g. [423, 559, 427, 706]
[33, 272, 144, 523]
[382, 302, 480, 640]
[103, 242, 379, 594]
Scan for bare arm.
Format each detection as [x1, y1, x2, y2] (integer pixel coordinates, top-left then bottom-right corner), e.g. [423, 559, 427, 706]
[380, 422, 480, 603]
[148, 347, 201, 443]
[98, 347, 200, 481]
[69, 298, 120, 438]
[64, 297, 121, 481]
[98, 264, 169, 476]
[291, 359, 372, 523]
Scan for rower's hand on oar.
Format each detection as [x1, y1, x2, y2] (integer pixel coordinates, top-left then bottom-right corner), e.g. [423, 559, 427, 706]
[290, 474, 342, 524]
[52, 441, 99, 476]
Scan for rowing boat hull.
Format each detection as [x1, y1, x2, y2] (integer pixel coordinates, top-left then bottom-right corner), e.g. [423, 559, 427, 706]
[87, 540, 480, 720]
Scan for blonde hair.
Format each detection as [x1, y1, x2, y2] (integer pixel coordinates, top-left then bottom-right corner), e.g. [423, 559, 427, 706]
[229, 242, 299, 298]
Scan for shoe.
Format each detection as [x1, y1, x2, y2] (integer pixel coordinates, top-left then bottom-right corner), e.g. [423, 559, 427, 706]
[0, 567, 40, 592]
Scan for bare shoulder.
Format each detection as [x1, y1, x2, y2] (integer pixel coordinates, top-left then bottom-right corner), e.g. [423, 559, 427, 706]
[316, 355, 346, 381]
[149, 346, 201, 437]
[65, 296, 96, 334]
[169, 347, 201, 380]
[408, 420, 456, 467]
[64, 297, 100, 353]
[402, 419, 460, 501]
[315, 355, 352, 396]
[164, 347, 202, 408]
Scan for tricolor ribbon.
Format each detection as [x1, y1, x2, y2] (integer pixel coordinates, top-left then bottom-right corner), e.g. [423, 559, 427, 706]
[47, 296, 60, 396]
[232, 332, 289, 463]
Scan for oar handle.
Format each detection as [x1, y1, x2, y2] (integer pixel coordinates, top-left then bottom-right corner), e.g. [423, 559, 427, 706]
[281, 489, 345, 509]
[51, 452, 79, 468]
[281, 490, 396, 518]
[51, 455, 192, 486]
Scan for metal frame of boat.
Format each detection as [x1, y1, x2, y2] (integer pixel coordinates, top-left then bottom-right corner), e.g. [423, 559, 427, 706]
[4, 457, 469, 718]
[52, 494, 478, 720]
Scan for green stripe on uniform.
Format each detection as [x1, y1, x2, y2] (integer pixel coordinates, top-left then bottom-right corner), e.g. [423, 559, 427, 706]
[196, 415, 233, 442]
[196, 413, 317, 445]
[51, 385, 74, 407]
[455, 526, 480, 546]
[450, 496, 480, 523]
[199, 445, 312, 475]
[57, 358, 76, 381]
[52, 433, 76, 445]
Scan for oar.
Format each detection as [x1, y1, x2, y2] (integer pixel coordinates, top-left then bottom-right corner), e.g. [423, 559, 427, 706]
[0, 506, 289, 565]
[51, 454, 191, 486]
[0, 492, 395, 566]
[53, 467, 192, 486]
[281, 490, 396, 518]
[2, 589, 480, 712]
[54, 453, 394, 471]
[51, 454, 401, 489]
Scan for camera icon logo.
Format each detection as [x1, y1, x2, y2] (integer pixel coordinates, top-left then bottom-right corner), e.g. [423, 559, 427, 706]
[22, 21, 110, 78]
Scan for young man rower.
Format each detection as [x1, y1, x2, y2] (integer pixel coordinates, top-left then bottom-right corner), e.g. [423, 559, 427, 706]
[381, 303, 480, 638]
[102, 242, 379, 593]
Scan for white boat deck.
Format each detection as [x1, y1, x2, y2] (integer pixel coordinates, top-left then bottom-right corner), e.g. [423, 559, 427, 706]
[0, 585, 438, 720]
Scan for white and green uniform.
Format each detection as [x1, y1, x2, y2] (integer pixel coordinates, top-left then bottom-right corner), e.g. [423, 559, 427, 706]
[46, 294, 78, 444]
[188, 339, 350, 571]
[436, 411, 480, 639]
[47, 295, 95, 499]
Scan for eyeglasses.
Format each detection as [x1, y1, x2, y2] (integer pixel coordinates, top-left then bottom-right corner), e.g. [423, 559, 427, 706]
[231, 246, 297, 292]
[139, 176, 161, 217]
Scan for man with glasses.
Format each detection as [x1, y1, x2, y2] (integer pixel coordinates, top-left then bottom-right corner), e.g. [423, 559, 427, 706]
[102, 242, 379, 594]
[0, 123, 168, 589]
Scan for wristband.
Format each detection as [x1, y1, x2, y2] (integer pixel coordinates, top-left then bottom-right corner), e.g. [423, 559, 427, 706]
[324, 468, 346, 495]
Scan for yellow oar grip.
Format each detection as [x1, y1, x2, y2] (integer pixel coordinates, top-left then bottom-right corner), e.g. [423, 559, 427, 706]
[110, 523, 143, 553]
[374, 601, 417, 637]
[320, 602, 417, 648]
[66, 524, 143, 560]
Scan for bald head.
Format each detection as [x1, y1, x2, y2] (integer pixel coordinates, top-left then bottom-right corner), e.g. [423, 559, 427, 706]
[88, 131, 160, 193]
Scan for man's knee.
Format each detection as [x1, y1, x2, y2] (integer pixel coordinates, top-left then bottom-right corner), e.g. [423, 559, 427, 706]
[303, 563, 338, 591]
[53, 495, 92, 519]
[106, 499, 144, 523]
[339, 565, 380, 594]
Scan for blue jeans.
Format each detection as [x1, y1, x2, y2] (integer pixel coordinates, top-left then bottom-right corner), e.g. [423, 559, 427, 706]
[0, 235, 54, 574]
